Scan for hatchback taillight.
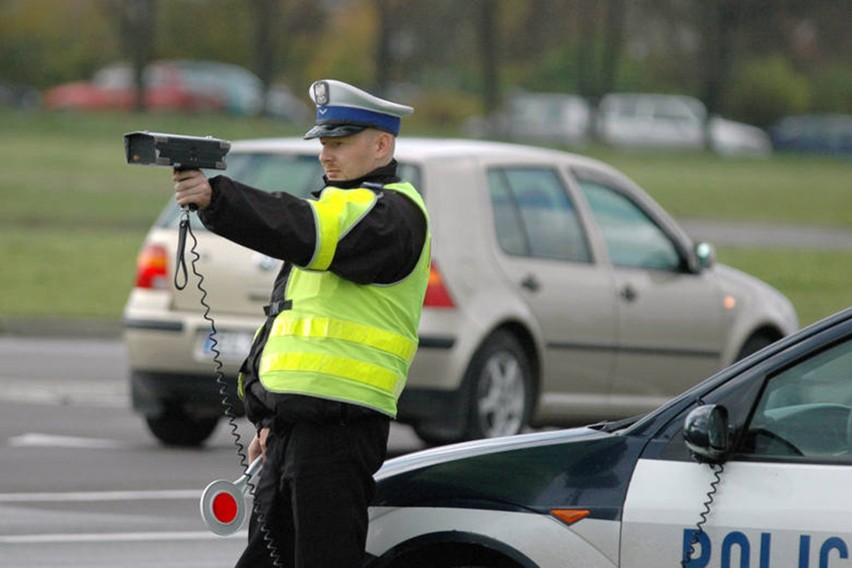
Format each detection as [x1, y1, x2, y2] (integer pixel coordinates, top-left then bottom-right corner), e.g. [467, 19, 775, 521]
[135, 244, 169, 289]
[423, 262, 455, 308]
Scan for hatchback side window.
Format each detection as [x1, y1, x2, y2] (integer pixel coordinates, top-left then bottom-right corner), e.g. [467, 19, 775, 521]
[578, 180, 680, 271]
[740, 338, 852, 462]
[487, 168, 590, 262]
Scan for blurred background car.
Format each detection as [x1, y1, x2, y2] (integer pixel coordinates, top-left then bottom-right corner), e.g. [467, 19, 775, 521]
[168, 59, 264, 116]
[264, 82, 312, 123]
[708, 116, 774, 156]
[42, 59, 310, 120]
[465, 91, 592, 146]
[596, 93, 708, 150]
[0, 80, 41, 109]
[769, 113, 852, 156]
[596, 93, 772, 156]
[123, 137, 797, 447]
[43, 60, 223, 113]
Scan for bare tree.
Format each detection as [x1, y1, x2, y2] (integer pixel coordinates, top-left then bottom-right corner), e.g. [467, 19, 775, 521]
[251, 0, 280, 115]
[599, 0, 625, 101]
[477, 0, 500, 119]
[115, 0, 156, 113]
[697, 0, 743, 116]
[374, 0, 402, 96]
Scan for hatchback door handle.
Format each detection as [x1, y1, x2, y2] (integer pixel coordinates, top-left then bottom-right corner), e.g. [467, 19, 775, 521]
[520, 275, 540, 292]
[620, 284, 638, 302]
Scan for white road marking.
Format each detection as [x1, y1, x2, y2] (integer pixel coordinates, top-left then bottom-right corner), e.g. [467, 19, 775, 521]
[8, 433, 133, 449]
[0, 488, 201, 502]
[0, 377, 127, 407]
[0, 530, 246, 544]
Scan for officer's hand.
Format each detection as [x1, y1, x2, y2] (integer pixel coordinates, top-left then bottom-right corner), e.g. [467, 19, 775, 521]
[248, 428, 270, 463]
[173, 169, 212, 210]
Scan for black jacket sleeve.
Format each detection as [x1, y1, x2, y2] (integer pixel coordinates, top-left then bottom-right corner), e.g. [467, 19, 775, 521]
[199, 176, 316, 266]
[199, 175, 427, 285]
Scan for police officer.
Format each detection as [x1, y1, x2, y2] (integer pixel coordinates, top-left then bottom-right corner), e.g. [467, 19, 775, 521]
[173, 79, 430, 567]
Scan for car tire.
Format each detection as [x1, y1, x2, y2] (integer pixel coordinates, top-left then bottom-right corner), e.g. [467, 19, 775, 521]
[145, 411, 219, 447]
[373, 544, 523, 568]
[736, 332, 777, 361]
[412, 423, 461, 447]
[463, 330, 533, 441]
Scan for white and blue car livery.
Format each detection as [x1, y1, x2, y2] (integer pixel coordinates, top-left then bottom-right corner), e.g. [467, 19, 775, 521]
[365, 308, 852, 568]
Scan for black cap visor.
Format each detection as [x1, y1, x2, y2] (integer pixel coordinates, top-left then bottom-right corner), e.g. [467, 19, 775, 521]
[303, 123, 368, 140]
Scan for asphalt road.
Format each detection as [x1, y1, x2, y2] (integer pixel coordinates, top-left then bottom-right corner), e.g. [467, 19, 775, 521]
[1, 219, 849, 566]
[679, 218, 852, 251]
[0, 337, 426, 567]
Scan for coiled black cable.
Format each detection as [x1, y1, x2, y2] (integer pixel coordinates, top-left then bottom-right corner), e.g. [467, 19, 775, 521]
[176, 211, 247, 462]
[175, 208, 283, 567]
[681, 462, 724, 567]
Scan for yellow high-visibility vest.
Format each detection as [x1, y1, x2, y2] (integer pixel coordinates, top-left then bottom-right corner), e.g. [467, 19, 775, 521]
[258, 181, 430, 417]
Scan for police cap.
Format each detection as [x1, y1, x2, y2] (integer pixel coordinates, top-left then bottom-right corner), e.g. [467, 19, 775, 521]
[303, 79, 414, 140]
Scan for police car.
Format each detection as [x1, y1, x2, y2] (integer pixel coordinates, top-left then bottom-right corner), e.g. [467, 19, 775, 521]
[364, 307, 852, 567]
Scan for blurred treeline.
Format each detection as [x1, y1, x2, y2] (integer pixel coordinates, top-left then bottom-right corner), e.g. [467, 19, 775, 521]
[1, 0, 849, 128]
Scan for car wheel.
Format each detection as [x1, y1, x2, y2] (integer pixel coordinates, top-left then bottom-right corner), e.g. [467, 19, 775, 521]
[412, 423, 461, 447]
[736, 332, 777, 361]
[464, 330, 533, 441]
[374, 545, 523, 568]
[145, 410, 218, 447]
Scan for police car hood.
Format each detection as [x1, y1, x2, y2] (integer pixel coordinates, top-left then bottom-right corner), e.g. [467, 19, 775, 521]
[374, 426, 646, 519]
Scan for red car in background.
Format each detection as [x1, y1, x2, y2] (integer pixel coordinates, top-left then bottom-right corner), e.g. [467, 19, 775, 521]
[43, 60, 223, 113]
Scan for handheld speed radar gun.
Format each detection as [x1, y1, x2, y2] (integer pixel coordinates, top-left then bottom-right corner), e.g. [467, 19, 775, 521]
[122, 130, 232, 287]
[124, 131, 231, 171]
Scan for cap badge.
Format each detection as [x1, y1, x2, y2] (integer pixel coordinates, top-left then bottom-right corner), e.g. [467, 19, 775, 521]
[313, 81, 329, 105]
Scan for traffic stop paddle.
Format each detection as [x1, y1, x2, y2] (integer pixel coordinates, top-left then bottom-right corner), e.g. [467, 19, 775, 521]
[200, 456, 263, 536]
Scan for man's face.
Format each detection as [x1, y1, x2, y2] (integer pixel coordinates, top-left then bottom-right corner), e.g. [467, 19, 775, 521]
[319, 130, 383, 182]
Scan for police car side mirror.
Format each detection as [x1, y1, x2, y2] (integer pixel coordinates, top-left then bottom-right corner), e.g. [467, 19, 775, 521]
[683, 404, 730, 464]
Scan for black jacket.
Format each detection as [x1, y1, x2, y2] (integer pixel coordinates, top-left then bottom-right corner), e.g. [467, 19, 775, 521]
[199, 160, 427, 428]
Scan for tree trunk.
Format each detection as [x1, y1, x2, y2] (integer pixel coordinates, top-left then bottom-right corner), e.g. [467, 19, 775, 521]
[374, 0, 396, 96]
[478, 0, 500, 122]
[251, 0, 280, 116]
[118, 0, 156, 113]
[700, 0, 741, 116]
[698, 0, 742, 146]
[599, 0, 625, 103]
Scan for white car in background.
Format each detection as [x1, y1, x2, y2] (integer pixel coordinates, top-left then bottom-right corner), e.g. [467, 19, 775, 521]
[596, 93, 772, 156]
[123, 137, 797, 446]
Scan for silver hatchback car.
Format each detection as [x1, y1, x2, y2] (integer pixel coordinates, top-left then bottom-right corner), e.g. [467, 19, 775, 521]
[123, 137, 798, 446]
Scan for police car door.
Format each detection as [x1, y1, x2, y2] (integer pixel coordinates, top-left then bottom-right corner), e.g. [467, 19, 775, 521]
[620, 328, 852, 568]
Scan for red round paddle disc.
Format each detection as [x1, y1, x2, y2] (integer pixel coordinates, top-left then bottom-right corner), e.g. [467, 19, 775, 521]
[212, 491, 239, 524]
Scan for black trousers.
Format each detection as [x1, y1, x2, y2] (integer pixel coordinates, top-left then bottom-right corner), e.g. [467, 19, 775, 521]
[235, 412, 390, 568]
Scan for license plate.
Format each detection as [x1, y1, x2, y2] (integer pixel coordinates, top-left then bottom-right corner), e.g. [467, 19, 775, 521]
[197, 330, 254, 363]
